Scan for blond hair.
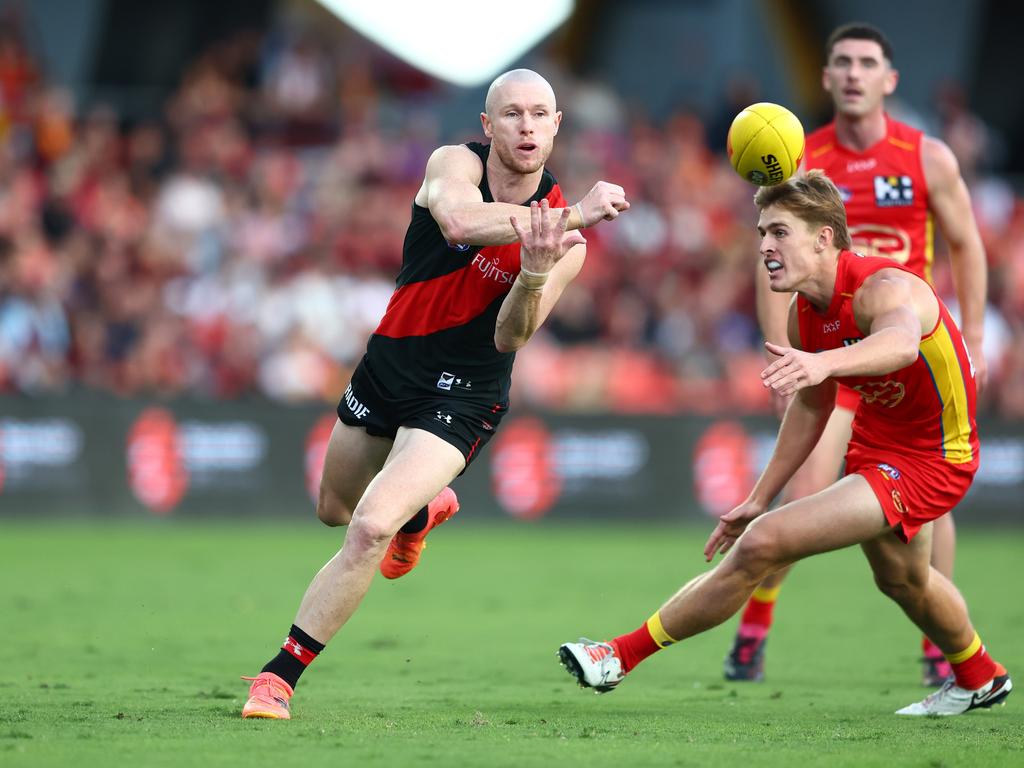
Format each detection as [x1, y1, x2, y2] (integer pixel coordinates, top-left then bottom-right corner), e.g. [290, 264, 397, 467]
[754, 170, 851, 249]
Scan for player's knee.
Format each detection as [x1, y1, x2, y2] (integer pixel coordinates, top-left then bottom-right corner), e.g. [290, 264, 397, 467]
[732, 523, 785, 580]
[873, 571, 923, 605]
[345, 513, 395, 553]
[316, 490, 353, 527]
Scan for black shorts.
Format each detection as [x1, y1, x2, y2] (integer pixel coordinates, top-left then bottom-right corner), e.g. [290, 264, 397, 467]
[337, 359, 509, 468]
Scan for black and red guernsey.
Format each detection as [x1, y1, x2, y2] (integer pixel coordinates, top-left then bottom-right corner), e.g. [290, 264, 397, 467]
[363, 142, 568, 404]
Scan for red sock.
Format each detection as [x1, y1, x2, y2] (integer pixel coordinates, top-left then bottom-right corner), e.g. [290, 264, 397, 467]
[738, 585, 781, 637]
[947, 633, 999, 690]
[611, 612, 678, 673]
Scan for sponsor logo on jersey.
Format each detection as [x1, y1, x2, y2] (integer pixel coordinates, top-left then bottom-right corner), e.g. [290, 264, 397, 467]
[874, 175, 914, 207]
[823, 320, 841, 333]
[447, 241, 472, 252]
[435, 411, 453, 426]
[471, 252, 515, 284]
[343, 384, 371, 420]
[847, 158, 877, 173]
[437, 372, 455, 390]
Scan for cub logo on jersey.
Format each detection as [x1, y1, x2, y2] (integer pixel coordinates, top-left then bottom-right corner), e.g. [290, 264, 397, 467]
[874, 175, 914, 207]
[853, 380, 906, 407]
[849, 224, 911, 264]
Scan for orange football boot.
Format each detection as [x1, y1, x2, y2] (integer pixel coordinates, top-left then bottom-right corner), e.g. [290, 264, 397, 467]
[241, 672, 293, 719]
[379, 487, 459, 579]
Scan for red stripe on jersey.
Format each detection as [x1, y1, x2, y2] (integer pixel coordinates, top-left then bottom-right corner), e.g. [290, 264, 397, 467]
[374, 242, 520, 338]
[374, 187, 567, 339]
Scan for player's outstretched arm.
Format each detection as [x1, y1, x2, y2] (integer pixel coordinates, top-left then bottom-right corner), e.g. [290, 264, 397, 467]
[834, 269, 935, 379]
[762, 270, 930, 394]
[705, 305, 836, 560]
[420, 146, 629, 247]
[420, 146, 528, 246]
[494, 200, 586, 353]
[922, 136, 988, 388]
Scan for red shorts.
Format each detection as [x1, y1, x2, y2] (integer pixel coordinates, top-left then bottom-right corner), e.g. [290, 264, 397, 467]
[845, 444, 976, 542]
[835, 383, 860, 412]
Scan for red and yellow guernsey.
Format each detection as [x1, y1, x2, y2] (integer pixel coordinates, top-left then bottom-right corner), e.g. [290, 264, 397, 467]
[805, 117, 934, 283]
[797, 251, 978, 473]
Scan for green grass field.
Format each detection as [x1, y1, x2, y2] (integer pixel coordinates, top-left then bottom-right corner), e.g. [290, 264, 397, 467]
[1, 519, 1021, 767]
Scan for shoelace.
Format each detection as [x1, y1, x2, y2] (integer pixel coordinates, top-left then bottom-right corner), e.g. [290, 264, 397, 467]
[921, 677, 958, 706]
[242, 676, 288, 701]
[583, 642, 618, 668]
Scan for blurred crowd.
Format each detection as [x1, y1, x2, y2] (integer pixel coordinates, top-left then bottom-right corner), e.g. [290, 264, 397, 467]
[2, 16, 1024, 416]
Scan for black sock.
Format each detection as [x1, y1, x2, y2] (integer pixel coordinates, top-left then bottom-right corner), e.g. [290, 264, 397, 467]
[261, 624, 326, 690]
[399, 505, 429, 534]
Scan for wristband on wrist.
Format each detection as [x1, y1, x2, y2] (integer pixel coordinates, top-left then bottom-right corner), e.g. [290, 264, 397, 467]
[574, 201, 586, 228]
[517, 267, 550, 291]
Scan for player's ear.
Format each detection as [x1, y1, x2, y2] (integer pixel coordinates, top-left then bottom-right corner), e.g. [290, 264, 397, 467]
[817, 226, 834, 250]
[480, 112, 493, 138]
[884, 66, 899, 97]
[553, 110, 562, 135]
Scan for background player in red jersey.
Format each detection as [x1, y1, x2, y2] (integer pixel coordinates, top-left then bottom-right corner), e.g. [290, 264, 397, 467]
[239, 69, 629, 719]
[726, 23, 989, 686]
[559, 171, 1010, 716]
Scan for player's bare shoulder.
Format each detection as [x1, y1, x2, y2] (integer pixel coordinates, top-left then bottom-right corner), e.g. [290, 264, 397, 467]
[855, 267, 936, 330]
[920, 134, 963, 194]
[856, 267, 917, 306]
[415, 145, 485, 207]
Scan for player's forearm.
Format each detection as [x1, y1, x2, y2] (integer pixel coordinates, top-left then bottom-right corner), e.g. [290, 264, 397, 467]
[441, 203, 583, 247]
[494, 279, 544, 352]
[820, 327, 919, 377]
[749, 396, 830, 507]
[949, 241, 987, 346]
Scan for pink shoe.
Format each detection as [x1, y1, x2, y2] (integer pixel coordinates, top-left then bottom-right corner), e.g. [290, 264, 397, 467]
[380, 487, 459, 580]
[241, 672, 293, 719]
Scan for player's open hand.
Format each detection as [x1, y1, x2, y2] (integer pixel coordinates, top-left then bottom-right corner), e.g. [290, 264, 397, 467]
[703, 500, 764, 562]
[576, 181, 630, 226]
[510, 199, 578, 274]
[761, 342, 830, 398]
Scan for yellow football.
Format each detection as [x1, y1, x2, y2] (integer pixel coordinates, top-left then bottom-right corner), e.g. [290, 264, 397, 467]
[727, 102, 804, 186]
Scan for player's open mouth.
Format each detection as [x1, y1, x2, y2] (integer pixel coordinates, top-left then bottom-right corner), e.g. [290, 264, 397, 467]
[765, 259, 783, 274]
[842, 88, 862, 98]
[517, 143, 537, 152]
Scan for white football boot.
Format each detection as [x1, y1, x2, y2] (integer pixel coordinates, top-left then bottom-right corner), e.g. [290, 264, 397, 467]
[896, 670, 1012, 715]
[558, 638, 626, 693]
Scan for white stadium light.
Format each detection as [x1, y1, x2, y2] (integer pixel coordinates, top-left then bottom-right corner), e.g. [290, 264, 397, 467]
[314, 0, 575, 87]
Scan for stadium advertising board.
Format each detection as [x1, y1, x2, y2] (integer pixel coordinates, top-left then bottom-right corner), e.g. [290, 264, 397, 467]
[0, 395, 1020, 525]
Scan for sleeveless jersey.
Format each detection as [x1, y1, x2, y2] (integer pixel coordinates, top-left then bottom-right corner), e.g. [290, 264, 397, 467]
[804, 117, 933, 283]
[365, 142, 567, 403]
[797, 251, 978, 469]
